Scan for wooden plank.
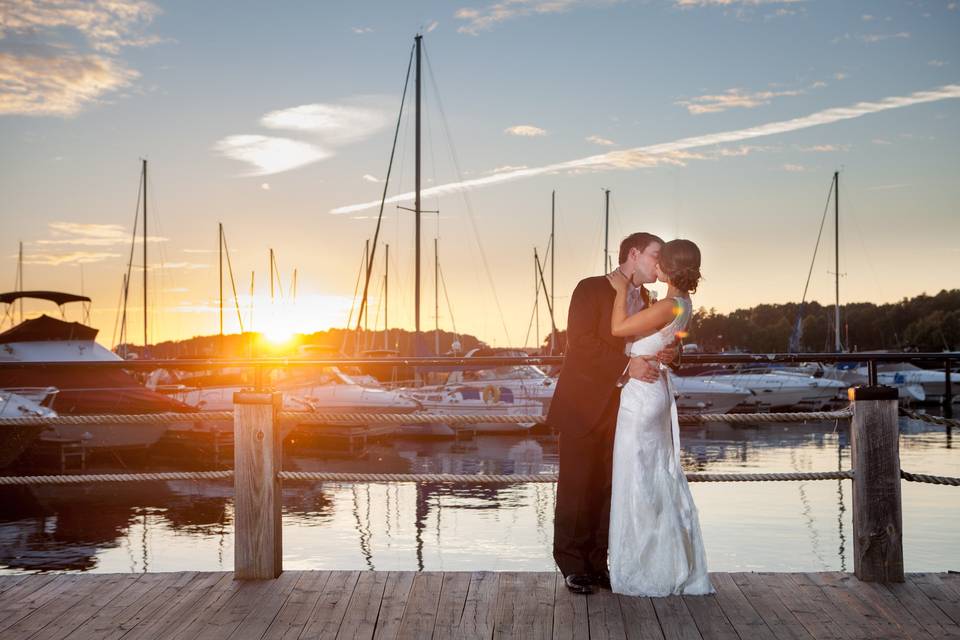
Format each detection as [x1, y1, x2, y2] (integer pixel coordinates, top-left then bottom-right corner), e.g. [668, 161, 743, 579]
[432, 572, 472, 640]
[731, 572, 812, 640]
[808, 572, 908, 640]
[372, 571, 415, 640]
[846, 579, 937, 640]
[396, 571, 443, 639]
[617, 595, 665, 640]
[553, 573, 590, 640]
[651, 595, 702, 640]
[781, 573, 864, 640]
[336, 571, 390, 640]
[1, 573, 114, 639]
[0, 573, 59, 627]
[681, 592, 740, 640]
[0, 574, 92, 635]
[884, 577, 960, 639]
[709, 573, 776, 640]
[588, 588, 626, 640]
[215, 571, 303, 640]
[66, 572, 187, 640]
[299, 570, 360, 640]
[910, 573, 960, 626]
[761, 573, 849, 640]
[32, 572, 153, 640]
[262, 571, 332, 640]
[0, 574, 29, 595]
[493, 572, 554, 640]
[457, 571, 499, 640]
[122, 571, 236, 640]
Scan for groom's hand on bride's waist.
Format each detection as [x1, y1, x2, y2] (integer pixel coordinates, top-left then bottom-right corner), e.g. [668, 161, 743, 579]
[628, 357, 660, 383]
[656, 342, 679, 366]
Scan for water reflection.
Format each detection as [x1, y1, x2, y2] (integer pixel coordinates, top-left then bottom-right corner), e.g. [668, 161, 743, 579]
[0, 416, 956, 574]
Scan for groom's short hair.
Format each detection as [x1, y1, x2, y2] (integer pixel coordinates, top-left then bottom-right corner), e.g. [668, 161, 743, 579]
[619, 232, 663, 264]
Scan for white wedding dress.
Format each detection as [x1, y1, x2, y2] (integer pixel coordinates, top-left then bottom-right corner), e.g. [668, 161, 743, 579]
[609, 296, 713, 596]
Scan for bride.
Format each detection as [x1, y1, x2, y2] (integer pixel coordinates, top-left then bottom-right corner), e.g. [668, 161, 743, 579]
[606, 239, 713, 597]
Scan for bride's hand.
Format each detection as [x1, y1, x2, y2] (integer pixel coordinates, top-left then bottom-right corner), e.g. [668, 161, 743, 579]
[607, 270, 629, 294]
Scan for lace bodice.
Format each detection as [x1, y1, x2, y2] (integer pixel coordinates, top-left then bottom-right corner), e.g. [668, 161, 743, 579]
[627, 297, 692, 358]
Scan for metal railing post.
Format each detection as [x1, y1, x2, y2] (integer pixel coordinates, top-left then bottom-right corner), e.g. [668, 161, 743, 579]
[233, 391, 283, 579]
[944, 358, 953, 419]
[849, 385, 903, 582]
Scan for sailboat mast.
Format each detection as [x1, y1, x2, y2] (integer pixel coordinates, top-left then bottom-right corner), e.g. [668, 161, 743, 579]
[384, 244, 389, 350]
[550, 191, 556, 354]
[17, 240, 23, 323]
[414, 33, 422, 349]
[434, 238, 440, 355]
[269, 249, 274, 303]
[834, 170, 841, 352]
[219, 222, 223, 337]
[603, 189, 611, 273]
[142, 159, 148, 353]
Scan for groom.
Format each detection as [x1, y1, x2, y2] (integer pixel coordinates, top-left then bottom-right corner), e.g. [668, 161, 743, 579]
[548, 232, 676, 594]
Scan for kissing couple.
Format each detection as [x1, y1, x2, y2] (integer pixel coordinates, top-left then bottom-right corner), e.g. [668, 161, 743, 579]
[548, 232, 714, 597]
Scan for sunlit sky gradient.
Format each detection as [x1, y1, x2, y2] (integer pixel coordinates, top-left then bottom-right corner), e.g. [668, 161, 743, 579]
[1, 0, 958, 348]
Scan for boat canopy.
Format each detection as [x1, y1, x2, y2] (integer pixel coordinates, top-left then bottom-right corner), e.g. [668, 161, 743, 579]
[0, 291, 91, 306]
[0, 315, 98, 343]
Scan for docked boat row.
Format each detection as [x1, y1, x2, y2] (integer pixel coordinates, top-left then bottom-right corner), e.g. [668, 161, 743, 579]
[1, 291, 956, 466]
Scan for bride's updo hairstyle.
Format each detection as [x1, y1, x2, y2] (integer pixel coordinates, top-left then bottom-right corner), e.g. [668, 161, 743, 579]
[660, 239, 702, 294]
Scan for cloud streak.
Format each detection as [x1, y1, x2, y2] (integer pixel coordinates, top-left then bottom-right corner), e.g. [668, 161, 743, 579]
[331, 84, 960, 214]
[455, 0, 611, 35]
[505, 124, 547, 136]
[213, 135, 332, 176]
[677, 87, 805, 114]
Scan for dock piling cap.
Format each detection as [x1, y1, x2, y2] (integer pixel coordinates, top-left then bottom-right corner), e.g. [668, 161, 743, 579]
[848, 385, 899, 401]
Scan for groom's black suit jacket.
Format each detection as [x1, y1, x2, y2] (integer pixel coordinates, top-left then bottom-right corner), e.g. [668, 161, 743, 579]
[548, 275, 639, 436]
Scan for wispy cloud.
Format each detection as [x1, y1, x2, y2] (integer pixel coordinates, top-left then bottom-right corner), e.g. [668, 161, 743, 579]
[213, 135, 332, 176]
[23, 251, 122, 265]
[455, 1, 612, 35]
[586, 135, 617, 146]
[33, 222, 166, 246]
[426, 20, 440, 32]
[216, 98, 390, 175]
[351, 27, 374, 34]
[362, 174, 381, 183]
[0, 0, 164, 117]
[261, 102, 389, 143]
[782, 163, 808, 172]
[872, 138, 892, 145]
[859, 32, 910, 43]
[676, 87, 804, 114]
[797, 143, 850, 152]
[331, 84, 960, 214]
[505, 124, 547, 136]
[928, 59, 947, 67]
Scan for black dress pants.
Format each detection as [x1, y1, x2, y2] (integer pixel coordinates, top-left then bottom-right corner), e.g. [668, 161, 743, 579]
[552, 393, 618, 577]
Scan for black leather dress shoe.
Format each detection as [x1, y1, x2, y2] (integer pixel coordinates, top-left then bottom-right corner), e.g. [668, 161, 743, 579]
[564, 574, 595, 595]
[592, 571, 611, 589]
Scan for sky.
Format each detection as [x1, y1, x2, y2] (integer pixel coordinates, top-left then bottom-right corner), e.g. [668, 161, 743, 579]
[1, 0, 958, 349]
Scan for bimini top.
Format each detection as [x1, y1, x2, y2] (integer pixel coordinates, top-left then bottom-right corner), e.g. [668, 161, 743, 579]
[0, 315, 98, 343]
[0, 291, 91, 306]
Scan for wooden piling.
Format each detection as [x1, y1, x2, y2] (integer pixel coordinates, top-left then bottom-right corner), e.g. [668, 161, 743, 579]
[233, 391, 283, 579]
[849, 386, 904, 583]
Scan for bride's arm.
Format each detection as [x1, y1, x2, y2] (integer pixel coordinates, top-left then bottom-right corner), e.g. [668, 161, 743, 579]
[611, 298, 675, 338]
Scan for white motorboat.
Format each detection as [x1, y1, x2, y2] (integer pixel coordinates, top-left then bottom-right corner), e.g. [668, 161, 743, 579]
[444, 348, 556, 414]
[0, 291, 191, 451]
[0, 389, 58, 467]
[669, 375, 753, 415]
[687, 371, 831, 411]
[824, 362, 955, 404]
[397, 385, 543, 437]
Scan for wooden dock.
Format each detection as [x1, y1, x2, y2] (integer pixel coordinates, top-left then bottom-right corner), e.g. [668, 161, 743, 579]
[0, 571, 957, 639]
